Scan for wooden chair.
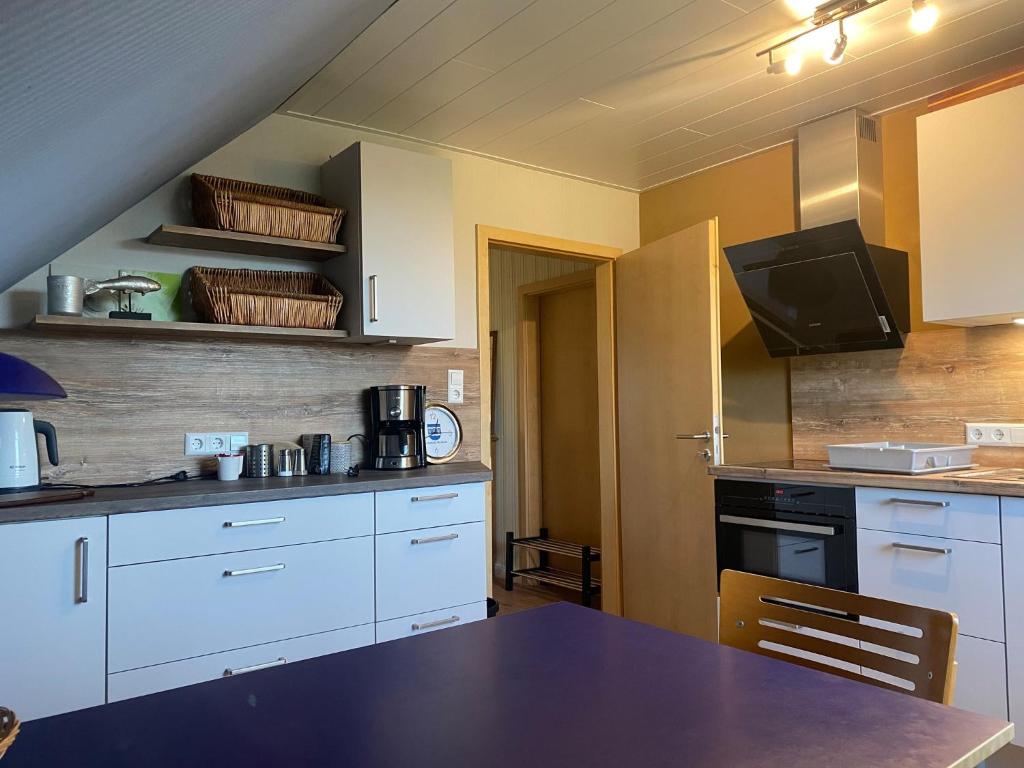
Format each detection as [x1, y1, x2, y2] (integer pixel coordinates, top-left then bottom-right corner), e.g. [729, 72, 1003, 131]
[719, 569, 959, 704]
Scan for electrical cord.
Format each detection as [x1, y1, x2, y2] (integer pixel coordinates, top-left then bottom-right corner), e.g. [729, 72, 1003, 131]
[42, 470, 204, 491]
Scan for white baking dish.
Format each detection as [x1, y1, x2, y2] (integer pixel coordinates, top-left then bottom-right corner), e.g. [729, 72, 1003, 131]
[826, 441, 978, 474]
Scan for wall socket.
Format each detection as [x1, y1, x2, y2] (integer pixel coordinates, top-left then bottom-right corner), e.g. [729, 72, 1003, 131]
[184, 432, 249, 456]
[447, 369, 464, 404]
[965, 423, 1024, 447]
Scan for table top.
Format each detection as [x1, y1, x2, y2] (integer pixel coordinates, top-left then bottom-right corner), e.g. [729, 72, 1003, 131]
[3, 603, 1013, 768]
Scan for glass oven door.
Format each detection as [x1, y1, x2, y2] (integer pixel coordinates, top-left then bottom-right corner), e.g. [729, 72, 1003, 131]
[716, 511, 852, 590]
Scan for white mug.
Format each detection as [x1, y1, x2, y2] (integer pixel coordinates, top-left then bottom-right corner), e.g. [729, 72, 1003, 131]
[217, 453, 244, 481]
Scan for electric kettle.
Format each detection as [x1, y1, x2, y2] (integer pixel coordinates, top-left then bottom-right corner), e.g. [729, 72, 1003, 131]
[0, 410, 59, 491]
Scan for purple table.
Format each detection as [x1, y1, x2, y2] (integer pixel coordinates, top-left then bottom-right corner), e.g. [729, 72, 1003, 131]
[3, 603, 1013, 767]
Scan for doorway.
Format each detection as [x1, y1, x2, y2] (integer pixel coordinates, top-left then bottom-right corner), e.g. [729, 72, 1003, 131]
[476, 226, 622, 614]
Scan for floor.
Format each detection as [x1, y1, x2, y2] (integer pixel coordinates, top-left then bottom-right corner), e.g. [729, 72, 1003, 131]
[991, 744, 1024, 767]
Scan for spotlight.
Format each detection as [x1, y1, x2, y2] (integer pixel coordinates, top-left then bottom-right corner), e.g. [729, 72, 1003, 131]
[785, 53, 803, 75]
[1013, 318, 1024, 326]
[824, 21, 848, 65]
[910, 0, 938, 33]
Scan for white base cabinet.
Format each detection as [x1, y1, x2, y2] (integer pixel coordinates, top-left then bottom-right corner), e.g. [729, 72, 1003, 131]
[2, 482, 487, 718]
[1002, 497, 1024, 744]
[0, 517, 107, 721]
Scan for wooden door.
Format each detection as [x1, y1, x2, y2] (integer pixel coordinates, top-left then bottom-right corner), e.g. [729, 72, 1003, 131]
[538, 278, 602, 557]
[615, 220, 723, 641]
[0, 516, 107, 720]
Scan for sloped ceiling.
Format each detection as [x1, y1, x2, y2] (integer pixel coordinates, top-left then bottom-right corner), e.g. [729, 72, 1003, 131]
[0, 0, 393, 294]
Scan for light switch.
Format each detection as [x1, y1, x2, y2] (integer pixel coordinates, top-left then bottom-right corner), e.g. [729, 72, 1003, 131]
[448, 369, 464, 404]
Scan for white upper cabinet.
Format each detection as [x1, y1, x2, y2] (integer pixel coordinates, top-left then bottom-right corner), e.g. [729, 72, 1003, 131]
[918, 83, 1024, 326]
[321, 141, 455, 344]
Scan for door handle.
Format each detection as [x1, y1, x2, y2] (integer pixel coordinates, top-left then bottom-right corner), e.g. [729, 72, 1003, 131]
[411, 533, 460, 545]
[412, 615, 461, 631]
[223, 517, 286, 528]
[411, 492, 459, 503]
[888, 498, 950, 508]
[676, 431, 711, 441]
[369, 274, 379, 323]
[719, 514, 836, 536]
[76, 537, 89, 604]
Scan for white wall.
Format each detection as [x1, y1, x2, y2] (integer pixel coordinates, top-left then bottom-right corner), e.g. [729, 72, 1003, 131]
[4, 113, 639, 347]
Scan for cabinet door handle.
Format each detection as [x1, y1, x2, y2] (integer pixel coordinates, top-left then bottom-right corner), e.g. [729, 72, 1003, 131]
[892, 542, 952, 555]
[223, 517, 286, 528]
[888, 497, 950, 508]
[411, 492, 459, 503]
[76, 537, 89, 604]
[223, 563, 286, 577]
[369, 274, 379, 323]
[676, 431, 711, 441]
[224, 657, 287, 677]
[411, 533, 459, 545]
[412, 615, 460, 631]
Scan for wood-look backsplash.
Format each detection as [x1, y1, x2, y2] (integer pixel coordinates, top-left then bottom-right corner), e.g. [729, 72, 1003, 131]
[2, 331, 480, 484]
[791, 324, 1024, 466]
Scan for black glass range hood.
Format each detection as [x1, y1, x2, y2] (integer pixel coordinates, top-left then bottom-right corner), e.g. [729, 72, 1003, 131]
[723, 219, 910, 357]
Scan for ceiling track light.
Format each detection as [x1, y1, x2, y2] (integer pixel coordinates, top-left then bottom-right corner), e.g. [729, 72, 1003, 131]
[758, 0, 938, 75]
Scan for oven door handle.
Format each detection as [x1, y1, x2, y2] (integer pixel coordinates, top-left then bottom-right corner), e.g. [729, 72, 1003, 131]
[718, 514, 836, 537]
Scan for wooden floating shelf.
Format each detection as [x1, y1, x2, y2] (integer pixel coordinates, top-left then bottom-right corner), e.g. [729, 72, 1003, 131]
[31, 315, 353, 343]
[146, 224, 346, 262]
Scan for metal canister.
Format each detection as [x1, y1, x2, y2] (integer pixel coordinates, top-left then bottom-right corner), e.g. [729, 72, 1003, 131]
[244, 444, 273, 478]
[276, 448, 294, 477]
[292, 448, 308, 476]
[47, 275, 85, 316]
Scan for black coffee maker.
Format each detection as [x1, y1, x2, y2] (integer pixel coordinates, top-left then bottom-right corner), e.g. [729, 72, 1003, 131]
[368, 385, 426, 470]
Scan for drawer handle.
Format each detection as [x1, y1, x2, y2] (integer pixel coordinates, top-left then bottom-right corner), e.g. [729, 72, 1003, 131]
[224, 657, 287, 677]
[412, 615, 460, 631]
[224, 517, 286, 528]
[888, 498, 950, 508]
[411, 533, 460, 545]
[892, 542, 952, 555]
[411, 492, 459, 503]
[223, 563, 286, 577]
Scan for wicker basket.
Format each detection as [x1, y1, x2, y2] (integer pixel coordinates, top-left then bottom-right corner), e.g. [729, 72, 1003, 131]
[189, 267, 343, 330]
[191, 174, 345, 244]
[0, 708, 19, 760]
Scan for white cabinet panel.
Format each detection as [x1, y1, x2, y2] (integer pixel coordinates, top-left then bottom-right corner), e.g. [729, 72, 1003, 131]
[855, 487, 1000, 544]
[108, 625, 374, 702]
[918, 83, 1024, 325]
[857, 528, 1004, 642]
[321, 141, 455, 344]
[110, 493, 374, 565]
[0, 517, 107, 721]
[376, 602, 487, 643]
[375, 482, 485, 533]
[1003, 497, 1024, 744]
[954, 635, 1008, 720]
[109, 537, 374, 672]
[376, 521, 486, 621]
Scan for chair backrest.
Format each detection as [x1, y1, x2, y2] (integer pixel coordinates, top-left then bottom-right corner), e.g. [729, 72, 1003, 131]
[718, 569, 958, 704]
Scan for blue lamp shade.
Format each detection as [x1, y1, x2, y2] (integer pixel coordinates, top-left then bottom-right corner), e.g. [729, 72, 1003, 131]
[0, 353, 67, 400]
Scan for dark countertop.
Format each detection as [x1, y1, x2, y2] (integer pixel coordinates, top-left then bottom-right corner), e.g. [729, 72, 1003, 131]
[3, 602, 1011, 768]
[0, 462, 491, 524]
[710, 459, 1024, 497]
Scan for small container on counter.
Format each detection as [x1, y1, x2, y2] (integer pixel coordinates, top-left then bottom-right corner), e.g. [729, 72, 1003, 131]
[292, 447, 308, 476]
[244, 444, 273, 478]
[300, 434, 331, 475]
[216, 453, 244, 481]
[276, 448, 294, 477]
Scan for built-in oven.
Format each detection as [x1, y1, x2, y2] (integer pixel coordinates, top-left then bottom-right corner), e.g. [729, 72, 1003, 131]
[715, 479, 857, 592]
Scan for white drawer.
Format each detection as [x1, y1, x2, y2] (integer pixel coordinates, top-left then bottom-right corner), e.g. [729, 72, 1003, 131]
[109, 537, 374, 672]
[375, 483, 484, 534]
[108, 624, 374, 702]
[375, 602, 487, 643]
[855, 487, 1000, 544]
[375, 521, 486, 621]
[857, 528, 1004, 642]
[110, 493, 374, 565]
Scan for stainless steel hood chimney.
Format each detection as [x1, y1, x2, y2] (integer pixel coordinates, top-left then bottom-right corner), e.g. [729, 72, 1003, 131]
[723, 109, 909, 357]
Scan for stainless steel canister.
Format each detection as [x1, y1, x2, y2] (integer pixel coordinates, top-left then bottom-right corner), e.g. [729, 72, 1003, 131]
[47, 275, 85, 316]
[276, 448, 294, 477]
[244, 444, 273, 478]
[292, 448, 308, 476]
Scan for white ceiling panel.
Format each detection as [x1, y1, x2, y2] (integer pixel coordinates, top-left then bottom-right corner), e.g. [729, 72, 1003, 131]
[282, 0, 1024, 190]
[317, 0, 533, 123]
